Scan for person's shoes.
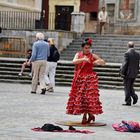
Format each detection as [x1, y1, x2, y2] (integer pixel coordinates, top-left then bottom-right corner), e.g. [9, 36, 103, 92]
[46, 87, 54, 92]
[40, 88, 46, 95]
[81, 119, 87, 124]
[48, 88, 54, 92]
[81, 114, 88, 124]
[87, 114, 95, 124]
[31, 91, 36, 94]
[122, 103, 131, 106]
[133, 98, 138, 105]
[18, 72, 22, 77]
[45, 84, 49, 86]
[29, 73, 32, 77]
[69, 126, 76, 130]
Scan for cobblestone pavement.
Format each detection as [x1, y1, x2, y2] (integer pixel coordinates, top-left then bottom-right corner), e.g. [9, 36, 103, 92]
[0, 83, 140, 140]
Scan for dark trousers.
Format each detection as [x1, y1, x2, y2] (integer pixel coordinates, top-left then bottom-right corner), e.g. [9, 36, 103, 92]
[99, 22, 106, 34]
[123, 77, 138, 104]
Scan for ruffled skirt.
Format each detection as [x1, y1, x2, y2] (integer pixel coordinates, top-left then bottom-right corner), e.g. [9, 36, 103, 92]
[66, 72, 103, 115]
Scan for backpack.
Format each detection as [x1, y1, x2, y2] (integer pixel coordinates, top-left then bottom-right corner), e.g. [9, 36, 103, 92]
[53, 49, 60, 61]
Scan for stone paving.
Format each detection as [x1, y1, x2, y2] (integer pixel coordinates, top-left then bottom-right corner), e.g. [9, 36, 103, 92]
[0, 83, 140, 140]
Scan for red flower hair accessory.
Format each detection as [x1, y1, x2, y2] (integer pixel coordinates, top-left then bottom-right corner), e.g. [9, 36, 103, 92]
[87, 38, 93, 45]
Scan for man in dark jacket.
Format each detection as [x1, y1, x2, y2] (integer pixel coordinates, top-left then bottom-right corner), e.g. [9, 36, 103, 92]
[120, 41, 140, 106]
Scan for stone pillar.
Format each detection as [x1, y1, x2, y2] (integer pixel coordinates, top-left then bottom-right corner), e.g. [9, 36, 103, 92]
[71, 12, 85, 33]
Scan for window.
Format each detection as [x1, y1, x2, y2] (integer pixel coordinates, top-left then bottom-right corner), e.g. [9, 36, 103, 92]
[90, 12, 97, 20]
[119, 0, 135, 20]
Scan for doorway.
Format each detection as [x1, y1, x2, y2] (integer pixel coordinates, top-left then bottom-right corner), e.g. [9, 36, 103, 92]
[55, 6, 74, 31]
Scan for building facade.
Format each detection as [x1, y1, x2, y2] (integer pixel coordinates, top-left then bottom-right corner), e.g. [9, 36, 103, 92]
[47, 0, 140, 34]
[0, 0, 42, 30]
[100, 0, 140, 34]
[48, 0, 80, 30]
[1, 0, 140, 34]
[80, 0, 99, 32]
[48, 0, 99, 32]
[0, 0, 41, 11]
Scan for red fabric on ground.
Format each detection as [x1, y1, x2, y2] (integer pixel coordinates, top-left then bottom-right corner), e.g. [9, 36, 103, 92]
[31, 127, 94, 134]
[112, 120, 140, 132]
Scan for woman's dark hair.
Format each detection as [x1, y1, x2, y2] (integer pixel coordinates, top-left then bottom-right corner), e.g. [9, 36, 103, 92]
[44, 39, 48, 42]
[27, 49, 32, 53]
[81, 38, 93, 47]
[81, 42, 87, 48]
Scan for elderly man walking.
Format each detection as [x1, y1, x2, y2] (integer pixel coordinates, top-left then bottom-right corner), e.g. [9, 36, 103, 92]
[28, 32, 50, 95]
[120, 41, 140, 106]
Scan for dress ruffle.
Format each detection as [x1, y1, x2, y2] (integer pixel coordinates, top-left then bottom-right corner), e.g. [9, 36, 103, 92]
[66, 72, 103, 115]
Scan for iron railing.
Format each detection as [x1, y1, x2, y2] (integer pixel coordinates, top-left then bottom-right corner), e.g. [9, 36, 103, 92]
[0, 11, 40, 30]
[95, 21, 129, 34]
[107, 21, 128, 34]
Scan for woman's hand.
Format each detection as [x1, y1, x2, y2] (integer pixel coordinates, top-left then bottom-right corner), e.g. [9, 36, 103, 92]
[83, 56, 89, 62]
[94, 59, 106, 66]
[27, 61, 31, 66]
[92, 54, 105, 66]
[73, 53, 90, 64]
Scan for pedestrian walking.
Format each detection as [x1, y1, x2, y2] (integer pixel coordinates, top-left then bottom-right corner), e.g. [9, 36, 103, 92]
[45, 38, 60, 92]
[28, 32, 50, 95]
[120, 41, 139, 106]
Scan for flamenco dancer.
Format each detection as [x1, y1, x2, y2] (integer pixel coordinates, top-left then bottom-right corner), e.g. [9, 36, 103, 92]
[66, 38, 106, 124]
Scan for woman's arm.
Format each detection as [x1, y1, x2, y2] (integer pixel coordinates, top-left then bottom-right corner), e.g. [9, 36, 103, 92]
[93, 54, 106, 66]
[72, 53, 89, 65]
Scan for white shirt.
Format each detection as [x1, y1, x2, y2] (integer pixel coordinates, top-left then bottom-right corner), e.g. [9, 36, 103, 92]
[98, 11, 108, 22]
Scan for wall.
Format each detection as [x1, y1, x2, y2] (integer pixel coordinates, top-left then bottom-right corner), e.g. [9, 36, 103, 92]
[84, 13, 97, 33]
[49, 0, 80, 13]
[0, 0, 41, 11]
[100, 0, 140, 34]
[16, 0, 34, 8]
[2, 29, 78, 54]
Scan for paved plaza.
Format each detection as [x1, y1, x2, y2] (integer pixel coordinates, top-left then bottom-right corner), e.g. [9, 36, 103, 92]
[0, 83, 140, 140]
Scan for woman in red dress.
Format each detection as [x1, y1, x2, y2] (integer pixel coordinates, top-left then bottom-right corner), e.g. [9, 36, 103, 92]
[66, 38, 106, 124]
